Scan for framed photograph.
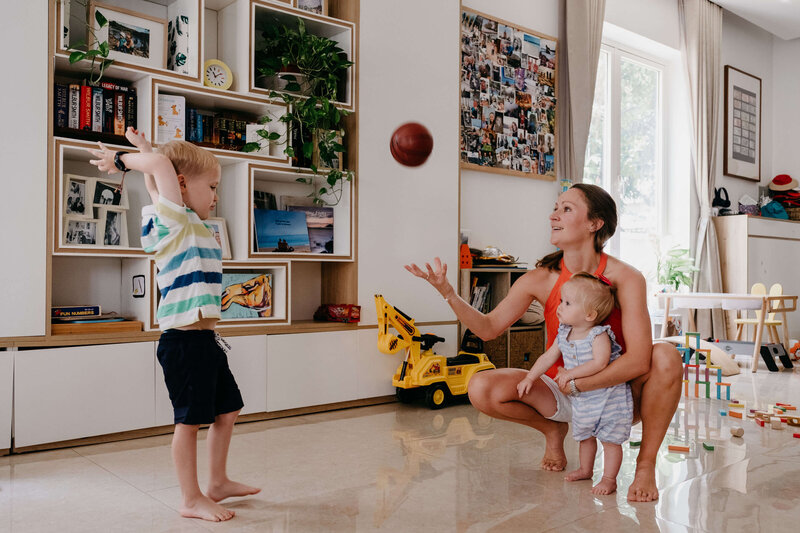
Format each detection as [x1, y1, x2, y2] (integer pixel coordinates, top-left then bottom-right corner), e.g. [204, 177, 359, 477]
[221, 272, 273, 319]
[205, 217, 232, 260]
[295, 0, 327, 16]
[98, 207, 129, 247]
[724, 65, 761, 181]
[92, 178, 129, 209]
[460, 8, 558, 179]
[89, 2, 167, 70]
[63, 174, 95, 219]
[64, 217, 99, 246]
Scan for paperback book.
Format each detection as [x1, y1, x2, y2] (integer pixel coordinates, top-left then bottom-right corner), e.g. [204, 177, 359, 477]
[288, 205, 333, 254]
[253, 209, 311, 253]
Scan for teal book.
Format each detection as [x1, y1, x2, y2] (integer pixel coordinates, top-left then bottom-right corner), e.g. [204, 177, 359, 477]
[253, 209, 311, 252]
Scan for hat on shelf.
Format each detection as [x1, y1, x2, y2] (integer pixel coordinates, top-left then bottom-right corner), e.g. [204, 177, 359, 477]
[769, 174, 799, 191]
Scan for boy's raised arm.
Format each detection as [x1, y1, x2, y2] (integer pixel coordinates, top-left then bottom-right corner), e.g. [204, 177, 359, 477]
[124, 128, 159, 204]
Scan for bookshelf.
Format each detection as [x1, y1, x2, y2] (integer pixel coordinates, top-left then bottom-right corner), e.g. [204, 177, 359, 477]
[459, 268, 545, 370]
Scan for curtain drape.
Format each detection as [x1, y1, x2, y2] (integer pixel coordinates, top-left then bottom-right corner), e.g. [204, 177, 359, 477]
[679, 0, 726, 337]
[557, 0, 606, 184]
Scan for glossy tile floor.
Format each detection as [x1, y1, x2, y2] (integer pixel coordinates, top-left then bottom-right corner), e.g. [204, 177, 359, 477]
[1, 366, 799, 532]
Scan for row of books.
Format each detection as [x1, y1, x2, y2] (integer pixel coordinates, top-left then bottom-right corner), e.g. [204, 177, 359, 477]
[54, 81, 137, 135]
[469, 283, 492, 313]
[158, 94, 253, 149]
[252, 191, 333, 254]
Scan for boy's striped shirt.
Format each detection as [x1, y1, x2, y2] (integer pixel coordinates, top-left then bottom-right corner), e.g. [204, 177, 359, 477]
[141, 196, 222, 330]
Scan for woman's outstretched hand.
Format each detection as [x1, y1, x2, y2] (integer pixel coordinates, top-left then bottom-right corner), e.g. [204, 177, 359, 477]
[404, 257, 455, 299]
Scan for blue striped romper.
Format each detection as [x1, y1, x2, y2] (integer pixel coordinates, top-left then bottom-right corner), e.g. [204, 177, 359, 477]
[557, 324, 632, 445]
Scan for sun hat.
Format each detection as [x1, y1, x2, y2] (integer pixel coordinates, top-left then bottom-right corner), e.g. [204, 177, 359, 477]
[769, 174, 799, 191]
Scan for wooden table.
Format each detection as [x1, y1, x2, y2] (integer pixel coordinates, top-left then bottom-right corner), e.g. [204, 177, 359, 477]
[657, 292, 797, 373]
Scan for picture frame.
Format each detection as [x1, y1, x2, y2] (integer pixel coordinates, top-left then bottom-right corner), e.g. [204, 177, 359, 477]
[89, 2, 167, 70]
[91, 178, 129, 209]
[724, 65, 761, 182]
[63, 174, 95, 220]
[205, 217, 232, 260]
[221, 272, 273, 319]
[459, 8, 558, 179]
[64, 216, 100, 246]
[98, 207, 129, 247]
[295, 0, 328, 16]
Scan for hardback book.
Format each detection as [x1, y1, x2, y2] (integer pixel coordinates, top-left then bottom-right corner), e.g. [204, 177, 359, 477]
[157, 94, 186, 142]
[103, 89, 115, 132]
[68, 84, 80, 129]
[51, 305, 101, 318]
[91, 86, 103, 132]
[287, 205, 333, 254]
[125, 89, 137, 131]
[54, 84, 68, 128]
[79, 85, 92, 130]
[253, 190, 277, 210]
[114, 91, 126, 135]
[253, 209, 311, 253]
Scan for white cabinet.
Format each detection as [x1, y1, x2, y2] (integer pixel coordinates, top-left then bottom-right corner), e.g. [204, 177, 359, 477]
[14, 342, 156, 448]
[267, 331, 360, 412]
[714, 215, 800, 339]
[0, 351, 12, 451]
[155, 333, 268, 426]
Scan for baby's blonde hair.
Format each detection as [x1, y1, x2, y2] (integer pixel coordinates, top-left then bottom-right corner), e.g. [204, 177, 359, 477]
[158, 140, 219, 179]
[564, 272, 617, 324]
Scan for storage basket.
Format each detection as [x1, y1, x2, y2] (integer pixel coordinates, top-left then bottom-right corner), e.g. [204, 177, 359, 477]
[786, 207, 800, 221]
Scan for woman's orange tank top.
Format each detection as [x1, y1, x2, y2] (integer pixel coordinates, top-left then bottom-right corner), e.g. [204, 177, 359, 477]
[542, 253, 626, 379]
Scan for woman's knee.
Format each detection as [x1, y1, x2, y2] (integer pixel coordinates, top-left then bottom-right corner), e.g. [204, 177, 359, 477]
[468, 371, 492, 407]
[651, 342, 683, 381]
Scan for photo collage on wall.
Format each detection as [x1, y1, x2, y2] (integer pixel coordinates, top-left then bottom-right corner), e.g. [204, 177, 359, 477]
[460, 10, 557, 177]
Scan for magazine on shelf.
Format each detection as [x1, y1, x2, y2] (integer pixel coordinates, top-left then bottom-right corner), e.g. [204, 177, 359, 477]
[253, 209, 311, 253]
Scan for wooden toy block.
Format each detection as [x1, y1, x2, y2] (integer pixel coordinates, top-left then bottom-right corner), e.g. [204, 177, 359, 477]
[728, 403, 744, 408]
[694, 382, 699, 397]
[747, 411, 755, 418]
[720, 410, 727, 416]
[629, 440, 641, 447]
[668, 445, 690, 453]
[730, 427, 744, 437]
[729, 411, 743, 419]
[784, 406, 797, 411]
[781, 418, 787, 423]
[793, 433, 800, 438]
[772, 419, 783, 430]
[755, 412, 771, 422]
[757, 419, 765, 427]
[776, 402, 792, 407]
[702, 442, 715, 451]
[685, 332, 700, 350]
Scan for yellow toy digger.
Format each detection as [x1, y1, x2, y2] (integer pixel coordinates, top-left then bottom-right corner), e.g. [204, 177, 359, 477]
[375, 294, 495, 409]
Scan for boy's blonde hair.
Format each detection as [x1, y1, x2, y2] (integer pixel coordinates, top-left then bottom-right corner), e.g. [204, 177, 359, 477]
[565, 271, 617, 324]
[158, 140, 219, 179]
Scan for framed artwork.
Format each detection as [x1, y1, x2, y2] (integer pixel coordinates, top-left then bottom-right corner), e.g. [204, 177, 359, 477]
[724, 65, 761, 182]
[89, 2, 167, 70]
[221, 272, 273, 319]
[205, 217, 232, 260]
[295, 0, 327, 16]
[460, 8, 557, 179]
[63, 174, 95, 220]
[98, 207, 129, 247]
[64, 217, 99, 246]
[92, 178, 129, 209]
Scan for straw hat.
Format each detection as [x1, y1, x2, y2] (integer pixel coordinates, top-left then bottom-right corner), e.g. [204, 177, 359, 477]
[769, 174, 799, 191]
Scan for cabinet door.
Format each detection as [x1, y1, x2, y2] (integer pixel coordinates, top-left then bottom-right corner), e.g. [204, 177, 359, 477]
[748, 236, 800, 336]
[14, 342, 156, 448]
[267, 331, 359, 412]
[155, 334, 268, 426]
[0, 351, 11, 450]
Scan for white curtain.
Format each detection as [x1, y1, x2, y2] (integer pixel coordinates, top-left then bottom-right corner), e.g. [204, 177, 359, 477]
[557, 0, 606, 183]
[679, 0, 726, 337]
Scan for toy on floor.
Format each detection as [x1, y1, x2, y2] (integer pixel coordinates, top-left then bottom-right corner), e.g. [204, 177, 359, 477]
[730, 427, 744, 437]
[677, 332, 730, 400]
[375, 294, 495, 409]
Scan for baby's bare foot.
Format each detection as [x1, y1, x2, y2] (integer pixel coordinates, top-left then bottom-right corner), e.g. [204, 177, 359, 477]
[207, 479, 261, 502]
[564, 467, 593, 482]
[180, 495, 234, 522]
[591, 476, 617, 495]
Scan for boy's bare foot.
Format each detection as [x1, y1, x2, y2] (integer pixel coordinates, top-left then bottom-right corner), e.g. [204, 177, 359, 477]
[627, 463, 658, 502]
[207, 479, 261, 502]
[180, 495, 234, 522]
[592, 476, 617, 495]
[564, 467, 593, 482]
[541, 422, 569, 471]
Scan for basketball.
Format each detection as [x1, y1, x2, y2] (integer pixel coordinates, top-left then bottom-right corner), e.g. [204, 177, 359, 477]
[390, 122, 433, 167]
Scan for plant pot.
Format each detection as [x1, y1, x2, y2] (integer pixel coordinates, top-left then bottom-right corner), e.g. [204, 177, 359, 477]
[255, 72, 312, 96]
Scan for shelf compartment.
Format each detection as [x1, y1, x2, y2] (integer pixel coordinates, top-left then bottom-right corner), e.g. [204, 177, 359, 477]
[55, 0, 202, 83]
[150, 78, 290, 164]
[244, 164, 353, 260]
[54, 138, 149, 256]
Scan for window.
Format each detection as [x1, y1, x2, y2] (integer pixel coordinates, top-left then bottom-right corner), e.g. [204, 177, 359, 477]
[584, 43, 664, 280]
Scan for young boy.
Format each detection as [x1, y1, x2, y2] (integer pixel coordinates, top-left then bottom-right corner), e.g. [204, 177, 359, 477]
[88, 128, 259, 522]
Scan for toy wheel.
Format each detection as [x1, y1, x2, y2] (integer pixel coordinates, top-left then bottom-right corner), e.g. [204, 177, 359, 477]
[425, 383, 449, 410]
[396, 387, 415, 404]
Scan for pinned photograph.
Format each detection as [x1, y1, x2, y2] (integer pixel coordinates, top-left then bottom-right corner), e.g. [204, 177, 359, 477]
[64, 217, 98, 246]
[63, 174, 95, 219]
[99, 207, 129, 247]
[92, 179, 129, 208]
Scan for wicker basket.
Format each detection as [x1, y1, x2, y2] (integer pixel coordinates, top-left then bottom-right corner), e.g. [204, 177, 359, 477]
[787, 207, 800, 221]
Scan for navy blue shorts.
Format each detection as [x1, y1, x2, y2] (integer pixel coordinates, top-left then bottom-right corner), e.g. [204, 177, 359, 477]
[157, 329, 244, 425]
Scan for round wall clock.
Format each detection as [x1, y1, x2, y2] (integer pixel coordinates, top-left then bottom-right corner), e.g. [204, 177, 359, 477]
[203, 59, 233, 90]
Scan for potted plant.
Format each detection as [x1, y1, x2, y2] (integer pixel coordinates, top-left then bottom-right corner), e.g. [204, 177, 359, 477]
[246, 17, 354, 206]
[657, 247, 699, 292]
[65, 1, 114, 85]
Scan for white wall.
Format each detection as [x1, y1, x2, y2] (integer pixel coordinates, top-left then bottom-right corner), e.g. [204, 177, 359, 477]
[605, 0, 680, 50]
[459, 0, 561, 269]
[771, 37, 800, 181]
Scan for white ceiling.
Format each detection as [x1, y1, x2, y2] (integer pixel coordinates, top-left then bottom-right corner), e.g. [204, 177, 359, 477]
[713, 0, 800, 40]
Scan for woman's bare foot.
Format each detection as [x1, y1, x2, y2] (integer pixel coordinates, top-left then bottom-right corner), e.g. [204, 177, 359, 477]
[180, 495, 234, 522]
[564, 467, 593, 482]
[592, 476, 617, 495]
[627, 463, 658, 502]
[541, 422, 569, 471]
[207, 479, 261, 502]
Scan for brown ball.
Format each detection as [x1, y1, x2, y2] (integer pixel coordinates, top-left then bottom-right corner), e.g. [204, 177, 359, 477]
[390, 123, 433, 167]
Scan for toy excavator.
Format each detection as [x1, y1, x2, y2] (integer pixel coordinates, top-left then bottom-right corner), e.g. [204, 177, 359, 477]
[375, 294, 495, 409]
